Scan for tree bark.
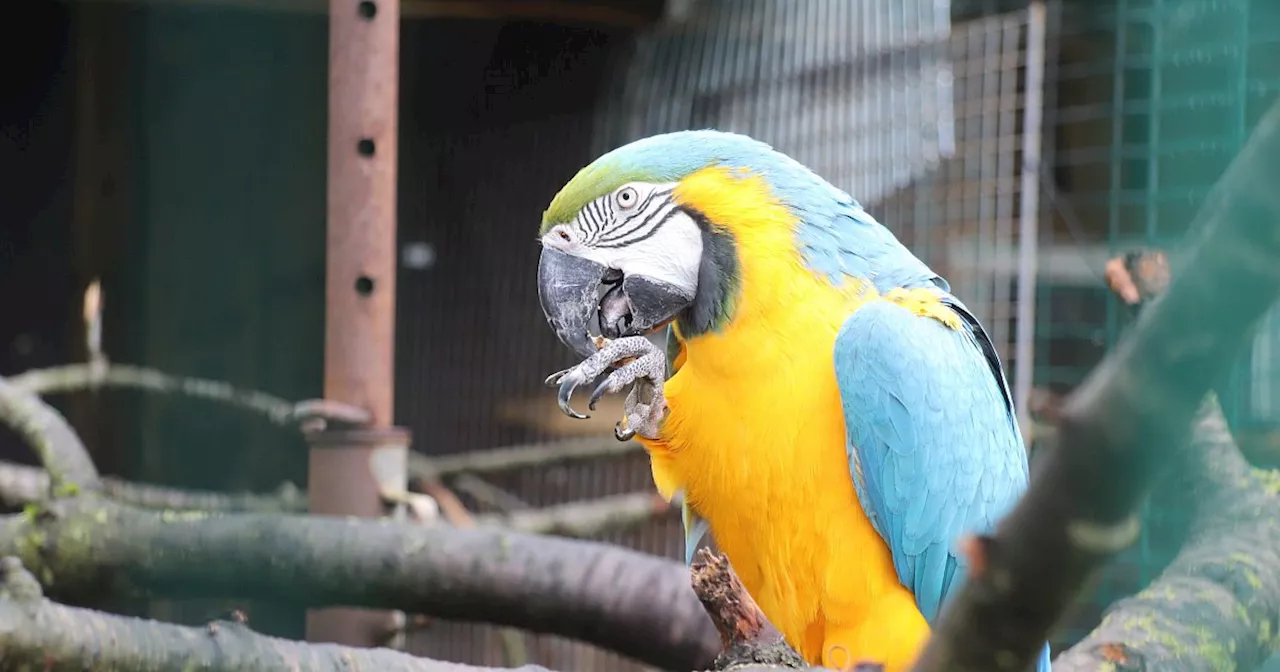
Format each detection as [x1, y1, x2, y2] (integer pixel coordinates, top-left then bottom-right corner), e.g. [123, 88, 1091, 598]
[0, 555, 552, 672]
[0, 377, 98, 492]
[915, 99, 1280, 671]
[689, 549, 809, 670]
[0, 458, 306, 513]
[1053, 399, 1280, 671]
[0, 495, 719, 671]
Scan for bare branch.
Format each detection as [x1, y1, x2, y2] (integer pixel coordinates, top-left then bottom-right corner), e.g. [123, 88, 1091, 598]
[0, 458, 669, 542]
[915, 99, 1280, 671]
[9, 362, 369, 429]
[473, 492, 672, 538]
[101, 476, 306, 514]
[0, 495, 720, 671]
[11, 361, 646, 490]
[411, 435, 643, 481]
[689, 549, 809, 670]
[0, 459, 305, 513]
[452, 474, 532, 511]
[0, 555, 551, 672]
[414, 479, 533, 667]
[0, 377, 99, 493]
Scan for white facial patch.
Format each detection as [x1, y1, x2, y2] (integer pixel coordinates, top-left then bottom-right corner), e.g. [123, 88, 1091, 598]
[541, 181, 703, 298]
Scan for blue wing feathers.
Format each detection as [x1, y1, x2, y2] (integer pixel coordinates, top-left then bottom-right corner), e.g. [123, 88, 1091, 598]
[833, 298, 1029, 624]
[834, 295, 1052, 670]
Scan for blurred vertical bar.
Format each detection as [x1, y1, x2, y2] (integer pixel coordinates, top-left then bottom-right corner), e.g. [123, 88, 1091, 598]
[307, 0, 406, 647]
[1013, 0, 1046, 435]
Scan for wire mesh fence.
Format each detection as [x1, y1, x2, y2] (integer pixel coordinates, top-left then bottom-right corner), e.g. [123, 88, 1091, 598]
[1046, 0, 1280, 643]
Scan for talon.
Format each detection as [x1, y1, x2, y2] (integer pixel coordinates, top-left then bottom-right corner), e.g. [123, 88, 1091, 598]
[589, 377, 613, 410]
[556, 376, 589, 420]
[544, 368, 572, 387]
[614, 421, 635, 442]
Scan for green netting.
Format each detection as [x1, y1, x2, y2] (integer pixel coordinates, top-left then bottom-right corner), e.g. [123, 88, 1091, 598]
[1046, 0, 1280, 646]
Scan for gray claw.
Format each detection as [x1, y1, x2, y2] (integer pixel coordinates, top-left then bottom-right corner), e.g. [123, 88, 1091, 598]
[544, 368, 572, 387]
[557, 373, 590, 419]
[589, 377, 612, 410]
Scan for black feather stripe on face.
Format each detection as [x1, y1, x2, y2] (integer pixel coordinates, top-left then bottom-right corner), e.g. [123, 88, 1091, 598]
[676, 207, 740, 339]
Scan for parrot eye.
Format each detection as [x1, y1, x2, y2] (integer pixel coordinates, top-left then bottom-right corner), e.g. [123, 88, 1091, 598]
[614, 186, 639, 210]
[548, 225, 576, 246]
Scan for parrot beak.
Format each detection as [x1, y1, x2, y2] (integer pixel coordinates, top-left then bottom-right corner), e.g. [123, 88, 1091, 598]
[603, 274, 694, 339]
[538, 247, 610, 359]
[539, 246, 696, 359]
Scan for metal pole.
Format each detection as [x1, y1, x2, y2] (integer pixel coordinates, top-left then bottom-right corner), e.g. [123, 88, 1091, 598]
[1014, 0, 1047, 438]
[307, 0, 408, 647]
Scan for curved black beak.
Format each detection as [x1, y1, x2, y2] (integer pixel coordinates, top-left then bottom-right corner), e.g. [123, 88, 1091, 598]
[537, 247, 608, 359]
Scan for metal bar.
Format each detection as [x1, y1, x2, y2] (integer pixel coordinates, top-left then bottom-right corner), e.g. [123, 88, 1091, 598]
[1013, 0, 1047, 437]
[307, 0, 407, 647]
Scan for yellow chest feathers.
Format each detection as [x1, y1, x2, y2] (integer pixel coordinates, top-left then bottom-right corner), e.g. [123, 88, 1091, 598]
[641, 166, 958, 657]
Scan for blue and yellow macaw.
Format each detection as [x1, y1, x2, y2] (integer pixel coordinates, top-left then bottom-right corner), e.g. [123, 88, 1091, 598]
[534, 130, 1050, 672]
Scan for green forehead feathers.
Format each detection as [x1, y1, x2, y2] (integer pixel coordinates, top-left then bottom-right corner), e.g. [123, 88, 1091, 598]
[540, 160, 661, 234]
[539, 130, 783, 235]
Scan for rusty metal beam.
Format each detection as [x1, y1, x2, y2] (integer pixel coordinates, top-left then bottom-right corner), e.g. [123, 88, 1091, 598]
[306, 0, 409, 648]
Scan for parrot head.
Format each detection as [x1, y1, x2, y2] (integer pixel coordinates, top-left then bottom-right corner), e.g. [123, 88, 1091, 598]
[536, 130, 805, 358]
[535, 129, 943, 359]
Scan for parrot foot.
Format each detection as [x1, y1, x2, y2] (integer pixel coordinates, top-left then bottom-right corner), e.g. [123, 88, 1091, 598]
[614, 380, 666, 441]
[544, 335, 667, 440]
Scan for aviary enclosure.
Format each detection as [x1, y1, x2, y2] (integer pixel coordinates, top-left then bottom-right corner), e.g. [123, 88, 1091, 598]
[0, 0, 1278, 670]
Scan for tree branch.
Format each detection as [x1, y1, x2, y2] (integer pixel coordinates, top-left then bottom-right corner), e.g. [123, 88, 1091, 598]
[0, 555, 553, 672]
[1054, 399, 1280, 671]
[0, 495, 720, 671]
[410, 436, 643, 482]
[473, 492, 672, 538]
[0, 459, 305, 513]
[0, 458, 670, 542]
[915, 99, 1280, 671]
[10, 361, 652, 503]
[0, 376, 99, 493]
[9, 362, 371, 430]
[1044, 250, 1280, 669]
[690, 549, 809, 670]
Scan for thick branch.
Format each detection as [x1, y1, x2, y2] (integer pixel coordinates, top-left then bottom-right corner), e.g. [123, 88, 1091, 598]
[0, 376, 99, 492]
[1055, 400, 1280, 670]
[0, 495, 719, 671]
[915, 99, 1280, 671]
[1050, 251, 1280, 669]
[0, 555, 550, 672]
